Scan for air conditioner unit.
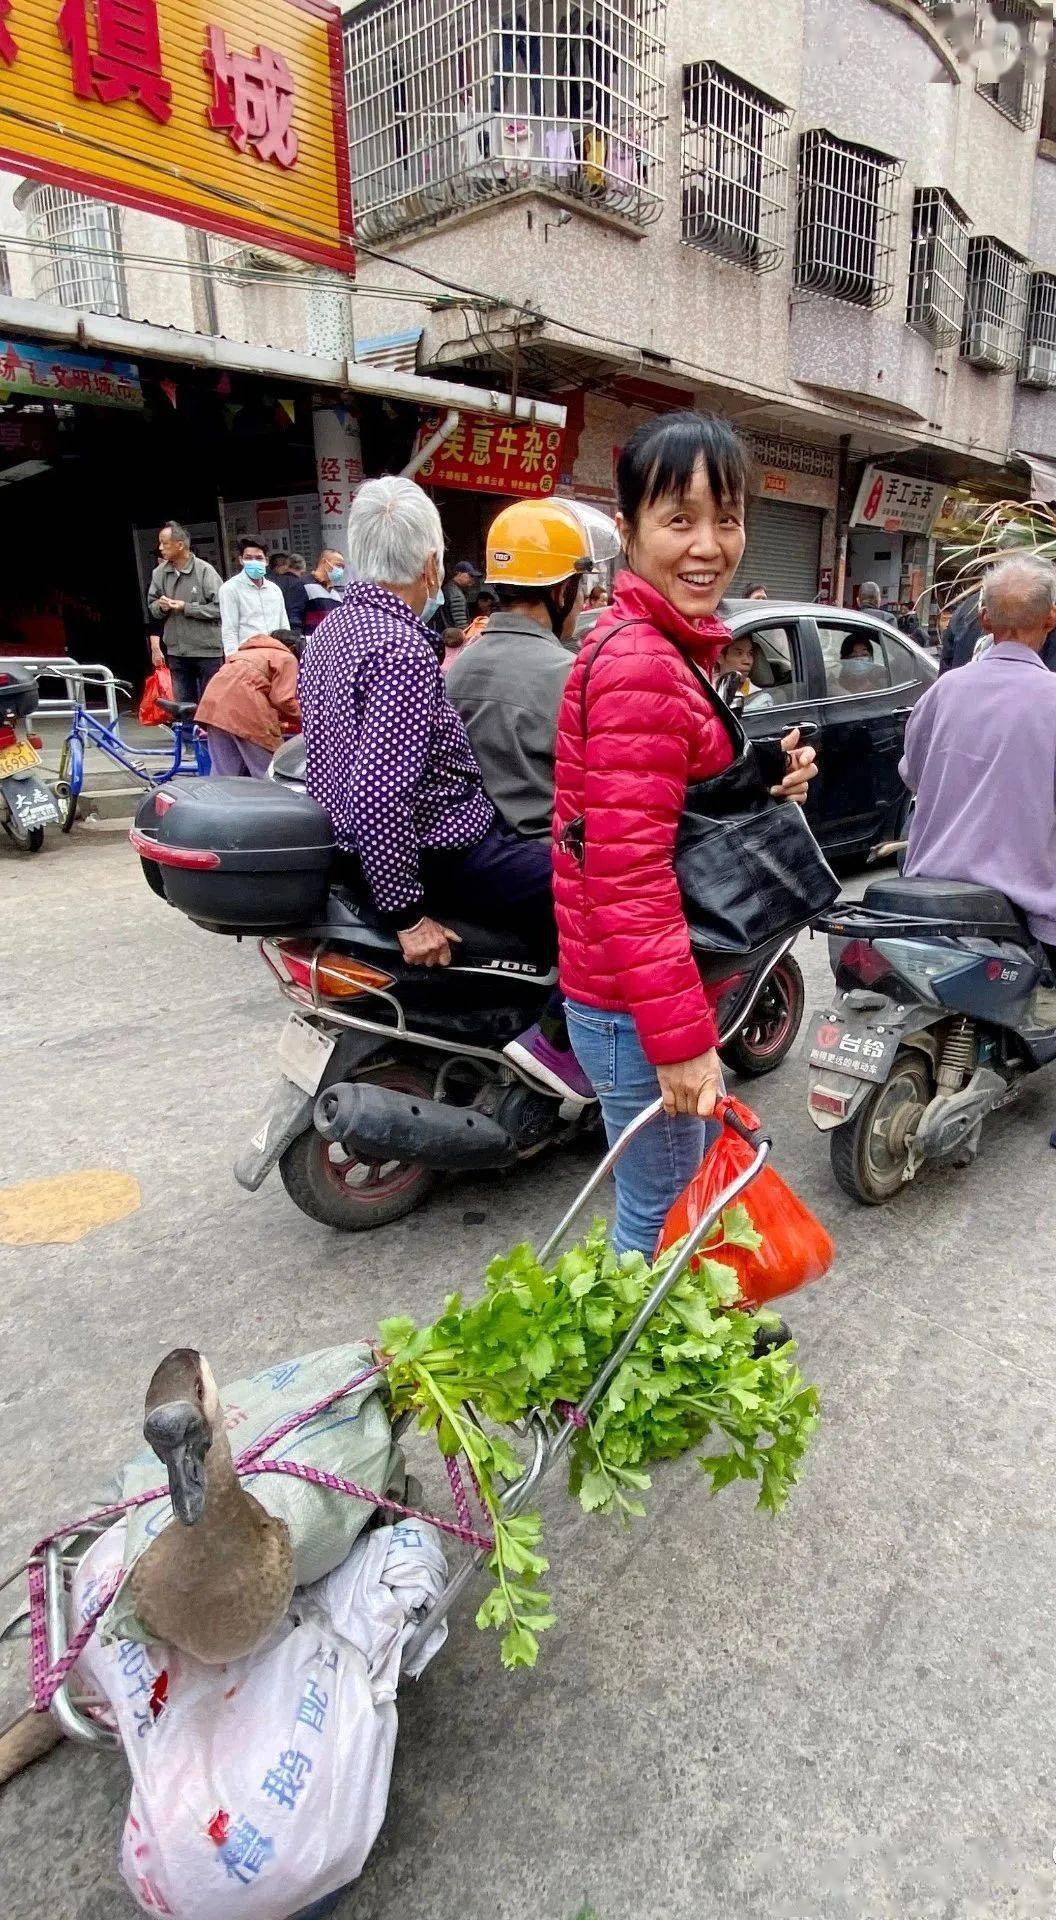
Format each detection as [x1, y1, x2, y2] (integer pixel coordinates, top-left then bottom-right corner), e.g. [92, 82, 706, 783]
[964, 319, 1009, 370]
[1020, 343, 1056, 389]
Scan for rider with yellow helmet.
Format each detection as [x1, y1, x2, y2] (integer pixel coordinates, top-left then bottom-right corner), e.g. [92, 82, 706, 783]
[446, 497, 620, 841]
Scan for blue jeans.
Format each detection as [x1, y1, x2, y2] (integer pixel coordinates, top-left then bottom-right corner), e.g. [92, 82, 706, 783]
[565, 1001, 715, 1260]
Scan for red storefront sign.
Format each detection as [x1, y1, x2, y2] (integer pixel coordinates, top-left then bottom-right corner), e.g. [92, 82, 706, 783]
[414, 414, 565, 498]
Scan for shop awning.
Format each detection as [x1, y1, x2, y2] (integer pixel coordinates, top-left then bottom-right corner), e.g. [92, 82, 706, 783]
[0, 296, 566, 428]
[1012, 451, 1056, 505]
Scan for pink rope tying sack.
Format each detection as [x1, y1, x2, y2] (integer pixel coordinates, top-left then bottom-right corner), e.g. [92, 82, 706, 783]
[27, 1356, 495, 1714]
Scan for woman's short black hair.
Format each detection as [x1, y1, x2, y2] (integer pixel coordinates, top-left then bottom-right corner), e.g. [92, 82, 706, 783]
[616, 410, 750, 528]
[840, 634, 875, 659]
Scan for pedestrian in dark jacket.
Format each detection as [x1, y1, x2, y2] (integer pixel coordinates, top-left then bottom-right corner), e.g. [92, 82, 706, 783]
[269, 553, 309, 632]
[553, 413, 817, 1255]
[443, 560, 481, 630]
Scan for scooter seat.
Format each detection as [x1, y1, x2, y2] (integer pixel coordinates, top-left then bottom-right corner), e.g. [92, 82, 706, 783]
[863, 874, 1026, 938]
[325, 886, 548, 970]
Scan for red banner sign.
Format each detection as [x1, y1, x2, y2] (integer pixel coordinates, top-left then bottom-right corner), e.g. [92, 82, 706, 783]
[414, 413, 565, 498]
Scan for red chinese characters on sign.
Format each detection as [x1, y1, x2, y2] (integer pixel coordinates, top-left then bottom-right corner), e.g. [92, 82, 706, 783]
[58, 0, 173, 123]
[203, 25, 298, 168]
[415, 414, 566, 499]
[0, 0, 16, 64]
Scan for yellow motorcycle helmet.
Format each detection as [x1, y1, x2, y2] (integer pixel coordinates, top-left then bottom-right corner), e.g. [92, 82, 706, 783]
[485, 498, 620, 589]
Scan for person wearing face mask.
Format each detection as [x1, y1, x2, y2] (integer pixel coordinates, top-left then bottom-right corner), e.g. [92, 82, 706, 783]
[302, 548, 348, 637]
[298, 476, 594, 1105]
[552, 411, 817, 1258]
[837, 634, 884, 693]
[219, 539, 289, 658]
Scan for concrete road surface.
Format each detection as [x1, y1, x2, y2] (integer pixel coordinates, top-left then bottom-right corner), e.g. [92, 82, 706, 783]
[2, 831, 1055, 1920]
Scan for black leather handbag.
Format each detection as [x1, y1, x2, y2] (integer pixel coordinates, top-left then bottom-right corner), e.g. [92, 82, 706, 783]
[561, 623, 839, 959]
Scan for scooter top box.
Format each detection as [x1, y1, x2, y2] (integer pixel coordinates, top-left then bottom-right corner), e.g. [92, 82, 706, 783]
[133, 777, 335, 935]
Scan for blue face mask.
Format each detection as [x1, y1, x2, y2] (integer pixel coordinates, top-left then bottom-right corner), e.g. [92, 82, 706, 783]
[421, 591, 443, 623]
[329, 566, 346, 587]
[243, 559, 266, 583]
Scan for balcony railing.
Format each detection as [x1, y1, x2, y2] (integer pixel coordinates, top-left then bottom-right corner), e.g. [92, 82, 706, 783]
[681, 62, 792, 272]
[1020, 271, 1056, 386]
[344, 0, 667, 241]
[15, 183, 126, 318]
[961, 234, 1030, 370]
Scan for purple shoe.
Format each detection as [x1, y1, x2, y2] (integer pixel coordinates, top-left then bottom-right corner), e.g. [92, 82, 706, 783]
[503, 1025, 596, 1105]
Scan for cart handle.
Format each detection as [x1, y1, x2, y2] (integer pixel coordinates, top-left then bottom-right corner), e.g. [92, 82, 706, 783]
[537, 1095, 769, 1266]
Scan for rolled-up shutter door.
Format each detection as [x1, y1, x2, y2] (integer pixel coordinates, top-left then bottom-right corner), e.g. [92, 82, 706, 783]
[732, 499, 823, 601]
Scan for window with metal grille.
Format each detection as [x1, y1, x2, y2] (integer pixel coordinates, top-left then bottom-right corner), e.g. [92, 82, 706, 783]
[16, 184, 125, 317]
[794, 128, 901, 308]
[344, 0, 667, 241]
[680, 63, 791, 271]
[907, 187, 970, 344]
[976, 0, 1045, 128]
[1020, 270, 1056, 385]
[1043, 41, 1056, 140]
[961, 234, 1029, 369]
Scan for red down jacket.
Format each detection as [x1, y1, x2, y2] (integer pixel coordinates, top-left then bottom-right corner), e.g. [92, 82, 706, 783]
[553, 570, 734, 1065]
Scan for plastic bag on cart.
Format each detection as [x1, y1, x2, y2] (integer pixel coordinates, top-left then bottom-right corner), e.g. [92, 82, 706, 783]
[138, 667, 173, 726]
[71, 1516, 448, 1920]
[100, 1344, 400, 1650]
[658, 1094, 834, 1305]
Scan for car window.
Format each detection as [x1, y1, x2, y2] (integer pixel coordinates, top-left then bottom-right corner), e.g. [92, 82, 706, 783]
[729, 625, 808, 712]
[817, 622, 916, 697]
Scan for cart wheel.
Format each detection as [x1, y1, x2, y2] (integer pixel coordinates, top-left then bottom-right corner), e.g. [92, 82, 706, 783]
[830, 1052, 932, 1205]
[55, 737, 82, 834]
[0, 813, 44, 853]
[279, 1064, 435, 1231]
[721, 955, 805, 1078]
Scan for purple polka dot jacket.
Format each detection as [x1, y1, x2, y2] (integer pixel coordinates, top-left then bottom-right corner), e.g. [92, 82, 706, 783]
[299, 579, 494, 925]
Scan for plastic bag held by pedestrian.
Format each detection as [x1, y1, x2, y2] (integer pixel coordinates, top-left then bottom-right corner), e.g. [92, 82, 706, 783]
[71, 1516, 448, 1919]
[138, 666, 174, 726]
[659, 1095, 834, 1303]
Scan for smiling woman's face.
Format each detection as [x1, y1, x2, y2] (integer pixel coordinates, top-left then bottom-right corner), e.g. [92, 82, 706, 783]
[618, 458, 745, 622]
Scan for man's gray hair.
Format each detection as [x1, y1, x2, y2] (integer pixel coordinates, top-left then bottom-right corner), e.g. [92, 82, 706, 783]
[346, 476, 444, 587]
[980, 553, 1056, 632]
[858, 580, 882, 607]
[162, 518, 190, 546]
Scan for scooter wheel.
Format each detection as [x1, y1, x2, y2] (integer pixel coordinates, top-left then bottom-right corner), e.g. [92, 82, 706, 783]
[721, 955, 805, 1078]
[0, 815, 44, 853]
[278, 1064, 435, 1231]
[829, 1052, 932, 1205]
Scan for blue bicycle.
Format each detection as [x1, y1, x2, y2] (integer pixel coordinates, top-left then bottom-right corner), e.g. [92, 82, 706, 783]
[57, 674, 211, 832]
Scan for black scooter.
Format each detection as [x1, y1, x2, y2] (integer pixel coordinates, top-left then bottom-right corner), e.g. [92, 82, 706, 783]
[807, 873, 1056, 1204]
[134, 771, 804, 1232]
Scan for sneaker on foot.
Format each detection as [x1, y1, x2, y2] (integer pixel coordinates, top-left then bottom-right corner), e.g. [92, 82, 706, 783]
[504, 1025, 595, 1105]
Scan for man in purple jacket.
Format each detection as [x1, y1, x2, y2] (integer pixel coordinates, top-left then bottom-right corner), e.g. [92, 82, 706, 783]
[298, 475, 592, 1104]
[900, 554, 1056, 951]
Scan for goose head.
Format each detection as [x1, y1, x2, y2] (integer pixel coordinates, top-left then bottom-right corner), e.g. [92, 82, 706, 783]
[143, 1348, 220, 1527]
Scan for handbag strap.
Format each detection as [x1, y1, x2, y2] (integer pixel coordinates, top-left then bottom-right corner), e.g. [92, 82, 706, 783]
[577, 617, 747, 759]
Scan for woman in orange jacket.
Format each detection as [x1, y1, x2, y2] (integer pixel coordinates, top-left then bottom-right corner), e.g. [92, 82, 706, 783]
[196, 627, 302, 777]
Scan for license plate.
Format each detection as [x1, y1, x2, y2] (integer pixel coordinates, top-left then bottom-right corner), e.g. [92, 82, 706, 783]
[277, 1013, 335, 1096]
[3, 776, 61, 829]
[0, 740, 38, 778]
[808, 1011, 900, 1083]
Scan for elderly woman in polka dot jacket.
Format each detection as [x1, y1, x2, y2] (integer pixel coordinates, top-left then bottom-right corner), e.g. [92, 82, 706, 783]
[297, 476, 593, 1106]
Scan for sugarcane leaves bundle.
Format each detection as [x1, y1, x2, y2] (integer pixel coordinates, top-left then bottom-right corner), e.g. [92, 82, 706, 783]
[380, 1214, 818, 1670]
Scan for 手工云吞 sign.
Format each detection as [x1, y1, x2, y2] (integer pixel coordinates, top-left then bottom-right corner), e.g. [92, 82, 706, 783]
[0, 0, 352, 270]
[852, 466, 948, 537]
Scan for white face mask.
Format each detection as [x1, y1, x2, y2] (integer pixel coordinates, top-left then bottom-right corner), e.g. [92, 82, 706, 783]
[421, 591, 443, 622]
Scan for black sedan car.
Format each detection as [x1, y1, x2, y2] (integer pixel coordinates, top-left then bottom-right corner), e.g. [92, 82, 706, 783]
[719, 599, 936, 862]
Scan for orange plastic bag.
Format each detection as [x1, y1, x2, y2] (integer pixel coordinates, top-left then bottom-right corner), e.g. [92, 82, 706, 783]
[658, 1094, 834, 1305]
[138, 666, 173, 726]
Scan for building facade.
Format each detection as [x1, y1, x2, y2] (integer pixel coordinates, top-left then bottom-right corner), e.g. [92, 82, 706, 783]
[344, 0, 1056, 603]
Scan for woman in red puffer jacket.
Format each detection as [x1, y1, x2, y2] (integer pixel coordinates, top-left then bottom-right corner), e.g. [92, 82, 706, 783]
[554, 412, 815, 1256]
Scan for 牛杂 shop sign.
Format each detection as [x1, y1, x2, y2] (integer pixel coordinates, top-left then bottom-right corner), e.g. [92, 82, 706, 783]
[0, 0, 353, 269]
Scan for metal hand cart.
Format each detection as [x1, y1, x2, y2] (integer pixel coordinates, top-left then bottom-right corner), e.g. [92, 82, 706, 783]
[39, 1096, 770, 1741]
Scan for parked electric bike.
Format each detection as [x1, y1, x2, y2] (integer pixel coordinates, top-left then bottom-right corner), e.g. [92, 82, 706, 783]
[0, 666, 62, 852]
[132, 776, 804, 1231]
[806, 873, 1056, 1204]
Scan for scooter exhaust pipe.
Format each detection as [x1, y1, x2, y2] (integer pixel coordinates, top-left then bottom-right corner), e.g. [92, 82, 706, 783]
[313, 1081, 520, 1172]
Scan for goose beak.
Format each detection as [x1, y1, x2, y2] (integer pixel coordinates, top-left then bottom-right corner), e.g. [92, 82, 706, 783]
[143, 1399, 212, 1527]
